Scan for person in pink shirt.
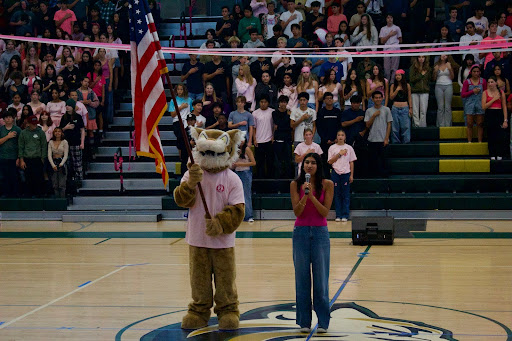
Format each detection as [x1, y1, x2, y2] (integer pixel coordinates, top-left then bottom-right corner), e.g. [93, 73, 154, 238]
[326, 3, 347, 35]
[290, 152, 333, 334]
[479, 21, 506, 69]
[252, 95, 274, 178]
[327, 129, 356, 222]
[46, 88, 66, 127]
[294, 128, 323, 175]
[54, 1, 76, 35]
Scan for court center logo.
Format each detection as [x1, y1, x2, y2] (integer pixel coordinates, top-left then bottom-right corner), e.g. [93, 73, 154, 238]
[139, 302, 455, 340]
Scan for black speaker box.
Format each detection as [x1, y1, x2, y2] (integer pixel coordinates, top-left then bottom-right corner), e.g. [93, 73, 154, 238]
[352, 216, 394, 245]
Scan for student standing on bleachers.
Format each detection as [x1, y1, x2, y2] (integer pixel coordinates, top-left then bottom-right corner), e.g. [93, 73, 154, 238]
[18, 114, 47, 197]
[409, 55, 431, 128]
[389, 69, 412, 143]
[317, 92, 342, 168]
[458, 54, 475, 89]
[228, 96, 255, 146]
[59, 98, 85, 187]
[433, 55, 455, 127]
[273, 95, 293, 178]
[328, 129, 356, 222]
[461, 64, 486, 143]
[233, 139, 256, 223]
[379, 13, 402, 84]
[294, 128, 323, 175]
[482, 76, 508, 160]
[366, 64, 388, 108]
[0, 108, 21, 197]
[252, 95, 275, 179]
[180, 54, 205, 101]
[48, 127, 68, 198]
[364, 91, 392, 177]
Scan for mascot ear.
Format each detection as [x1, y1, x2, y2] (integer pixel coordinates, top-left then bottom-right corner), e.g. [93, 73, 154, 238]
[189, 127, 203, 141]
[227, 129, 245, 149]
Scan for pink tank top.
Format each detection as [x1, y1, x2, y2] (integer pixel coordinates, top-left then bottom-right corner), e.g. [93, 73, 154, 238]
[295, 188, 328, 227]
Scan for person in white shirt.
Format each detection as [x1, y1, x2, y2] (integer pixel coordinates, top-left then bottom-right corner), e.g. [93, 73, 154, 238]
[466, 6, 489, 37]
[460, 21, 483, 64]
[291, 92, 317, 146]
[327, 129, 356, 222]
[252, 95, 275, 178]
[280, 0, 303, 39]
[305, 0, 325, 14]
[191, 100, 206, 128]
[497, 12, 512, 38]
[294, 128, 323, 176]
[379, 14, 402, 84]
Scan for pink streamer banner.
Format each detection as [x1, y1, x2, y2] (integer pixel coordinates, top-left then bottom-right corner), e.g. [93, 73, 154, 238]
[2, 34, 512, 59]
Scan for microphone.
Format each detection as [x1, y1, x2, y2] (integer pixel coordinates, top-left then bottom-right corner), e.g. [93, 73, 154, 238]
[304, 173, 310, 195]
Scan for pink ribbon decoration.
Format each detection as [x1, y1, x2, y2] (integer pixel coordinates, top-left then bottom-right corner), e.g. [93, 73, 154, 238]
[4, 34, 512, 59]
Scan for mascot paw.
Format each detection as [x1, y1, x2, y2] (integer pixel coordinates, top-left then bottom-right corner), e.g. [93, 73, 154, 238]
[218, 312, 240, 331]
[181, 313, 208, 330]
[187, 163, 203, 187]
[205, 216, 223, 236]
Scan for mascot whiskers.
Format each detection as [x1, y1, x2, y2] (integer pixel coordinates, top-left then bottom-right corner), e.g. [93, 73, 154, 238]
[173, 128, 246, 331]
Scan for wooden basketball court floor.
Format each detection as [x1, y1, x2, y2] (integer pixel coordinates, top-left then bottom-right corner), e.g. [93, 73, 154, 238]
[0, 219, 511, 340]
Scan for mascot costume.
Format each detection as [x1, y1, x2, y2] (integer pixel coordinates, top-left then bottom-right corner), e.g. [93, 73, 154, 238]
[173, 128, 246, 331]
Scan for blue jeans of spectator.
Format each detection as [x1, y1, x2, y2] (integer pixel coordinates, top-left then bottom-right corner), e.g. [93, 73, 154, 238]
[308, 102, 322, 144]
[0, 159, 18, 197]
[391, 105, 411, 144]
[189, 92, 204, 101]
[235, 169, 253, 220]
[293, 226, 330, 330]
[104, 78, 114, 125]
[331, 171, 351, 219]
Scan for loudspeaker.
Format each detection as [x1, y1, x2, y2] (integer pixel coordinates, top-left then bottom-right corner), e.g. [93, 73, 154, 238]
[352, 216, 394, 245]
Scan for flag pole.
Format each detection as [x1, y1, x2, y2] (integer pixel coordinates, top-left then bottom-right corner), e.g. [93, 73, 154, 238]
[164, 73, 211, 219]
[137, 0, 211, 218]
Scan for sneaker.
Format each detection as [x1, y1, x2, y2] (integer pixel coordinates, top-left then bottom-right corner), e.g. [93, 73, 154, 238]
[248, 218, 255, 223]
[341, 218, 348, 222]
[299, 327, 310, 333]
[497, 156, 503, 160]
[335, 218, 341, 222]
[317, 327, 328, 333]
[491, 157, 496, 160]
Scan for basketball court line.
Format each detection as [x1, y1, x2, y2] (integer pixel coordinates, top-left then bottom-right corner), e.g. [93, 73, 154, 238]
[0, 266, 127, 330]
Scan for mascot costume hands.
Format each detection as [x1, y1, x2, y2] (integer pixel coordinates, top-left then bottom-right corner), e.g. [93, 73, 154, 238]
[173, 128, 246, 331]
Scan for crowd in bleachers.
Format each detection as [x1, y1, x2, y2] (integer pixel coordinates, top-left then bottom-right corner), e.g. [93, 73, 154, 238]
[0, 0, 511, 216]
[168, 0, 512, 220]
[0, 0, 162, 198]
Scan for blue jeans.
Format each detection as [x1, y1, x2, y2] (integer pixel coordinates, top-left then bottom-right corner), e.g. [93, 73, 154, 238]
[235, 169, 252, 220]
[293, 226, 330, 329]
[189, 92, 204, 101]
[391, 105, 411, 144]
[331, 171, 350, 219]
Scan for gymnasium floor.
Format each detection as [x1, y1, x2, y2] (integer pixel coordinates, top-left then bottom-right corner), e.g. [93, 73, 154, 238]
[0, 220, 511, 340]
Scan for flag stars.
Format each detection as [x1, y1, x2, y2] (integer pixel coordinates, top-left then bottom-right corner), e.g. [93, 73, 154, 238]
[136, 9, 140, 14]
[137, 19, 142, 24]
[128, 4, 132, 8]
[134, 0, 139, 3]
[139, 29, 143, 34]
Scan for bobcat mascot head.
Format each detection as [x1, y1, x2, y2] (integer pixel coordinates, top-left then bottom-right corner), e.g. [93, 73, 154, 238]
[189, 128, 246, 173]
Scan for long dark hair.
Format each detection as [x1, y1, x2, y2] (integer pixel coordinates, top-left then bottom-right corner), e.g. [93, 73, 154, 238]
[295, 153, 325, 196]
[394, 72, 408, 92]
[370, 64, 385, 83]
[344, 68, 363, 96]
[359, 14, 372, 40]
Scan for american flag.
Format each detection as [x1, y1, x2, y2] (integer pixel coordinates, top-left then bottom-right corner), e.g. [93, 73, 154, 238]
[129, 0, 169, 186]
